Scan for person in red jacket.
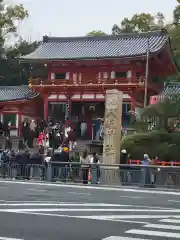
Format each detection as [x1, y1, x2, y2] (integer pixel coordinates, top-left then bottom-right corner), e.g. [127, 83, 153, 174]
[37, 132, 47, 147]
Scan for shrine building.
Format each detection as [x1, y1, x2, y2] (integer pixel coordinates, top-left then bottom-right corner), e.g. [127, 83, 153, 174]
[0, 30, 177, 137]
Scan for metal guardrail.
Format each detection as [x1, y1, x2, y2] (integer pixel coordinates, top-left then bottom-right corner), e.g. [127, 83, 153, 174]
[0, 162, 180, 188]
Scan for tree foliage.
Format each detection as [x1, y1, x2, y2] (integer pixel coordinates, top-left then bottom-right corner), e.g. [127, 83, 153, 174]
[134, 94, 180, 132]
[0, 1, 38, 86]
[121, 131, 180, 161]
[86, 30, 107, 36]
[1, 39, 41, 86]
[110, 5, 180, 82]
[0, 1, 28, 55]
[112, 13, 164, 34]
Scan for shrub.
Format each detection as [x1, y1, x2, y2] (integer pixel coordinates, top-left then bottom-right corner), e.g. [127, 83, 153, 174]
[120, 131, 180, 161]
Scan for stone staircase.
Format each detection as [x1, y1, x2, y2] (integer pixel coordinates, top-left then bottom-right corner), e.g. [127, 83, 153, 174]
[73, 140, 92, 152]
[0, 136, 22, 149]
[0, 136, 39, 152]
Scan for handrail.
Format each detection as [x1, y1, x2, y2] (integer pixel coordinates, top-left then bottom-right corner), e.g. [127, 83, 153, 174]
[47, 161, 180, 169]
[28, 77, 145, 87]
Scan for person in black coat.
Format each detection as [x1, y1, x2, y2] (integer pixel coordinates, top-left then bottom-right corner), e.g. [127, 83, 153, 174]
[51, 148, 69, 181]
[22, 149, 31, 179]
[39, 119, 47, 134]
[18, 140, 26, 151]
[1, 149, 10, 178]
[8, 149, 17, 179]
[120, 149, 130, 184]
[5, 137, 12, 150]
[30, 152, 43, 165]
[15, 149, 30, 179]
[3, 121, 11, 138]
[51, 151, 61, 180]
[22, 118, 29, 145]
[30, 151, 43, 179]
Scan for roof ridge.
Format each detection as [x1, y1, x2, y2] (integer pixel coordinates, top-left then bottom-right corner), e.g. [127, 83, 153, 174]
[43, 30, 168, 43]
[166, 82, 180, 87]
[0, 85, 28, 88]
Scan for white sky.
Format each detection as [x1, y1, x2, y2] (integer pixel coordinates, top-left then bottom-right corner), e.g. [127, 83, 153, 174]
[10, 0, 178, 41]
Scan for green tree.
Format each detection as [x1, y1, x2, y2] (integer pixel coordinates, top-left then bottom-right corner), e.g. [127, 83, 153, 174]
[0, 1, 28, 56]
[141, 95, 180, 131]
[112, 10, 180, 83]
[0, 39, 40, 86]
[86, 30, 107, 36]
[112, 13, 164, 34]
[6, 39, 40, 58]
[0, 1, 29, 85]
[173, 5, 180, 24]
[156, 12, 165, 26]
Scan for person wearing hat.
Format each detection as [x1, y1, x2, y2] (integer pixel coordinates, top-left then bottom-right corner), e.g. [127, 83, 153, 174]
[120, 149, 129, 184]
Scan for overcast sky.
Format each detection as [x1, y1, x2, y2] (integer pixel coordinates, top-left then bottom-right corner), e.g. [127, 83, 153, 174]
[10, 0, 178, 41]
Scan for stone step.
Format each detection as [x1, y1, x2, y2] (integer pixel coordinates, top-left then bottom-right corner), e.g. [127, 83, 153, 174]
[71, 140, 94, 153]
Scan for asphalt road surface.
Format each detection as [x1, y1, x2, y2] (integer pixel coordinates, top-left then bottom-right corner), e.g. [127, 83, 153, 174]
[0, 181, 180, 239]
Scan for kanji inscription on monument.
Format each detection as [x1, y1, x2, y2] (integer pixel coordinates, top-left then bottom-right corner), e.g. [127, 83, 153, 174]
[103, 89, 122, 165]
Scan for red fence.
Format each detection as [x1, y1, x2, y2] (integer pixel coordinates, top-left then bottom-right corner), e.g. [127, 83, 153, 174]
[128, 160, 180, 166]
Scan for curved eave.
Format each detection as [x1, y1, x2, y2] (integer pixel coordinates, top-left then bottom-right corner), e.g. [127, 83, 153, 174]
[19, 52, 162, 63]
[0, 95, 39, 105]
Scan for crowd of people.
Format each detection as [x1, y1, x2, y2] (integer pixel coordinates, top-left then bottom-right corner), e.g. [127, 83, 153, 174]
[0, 117, 102, 184]
[0, 144, 71, 180]
[0, 140, 101, 183]
[21, 117, 76, 150]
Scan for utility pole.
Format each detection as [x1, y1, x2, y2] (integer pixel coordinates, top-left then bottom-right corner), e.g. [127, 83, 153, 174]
[144, 37, 150, 108]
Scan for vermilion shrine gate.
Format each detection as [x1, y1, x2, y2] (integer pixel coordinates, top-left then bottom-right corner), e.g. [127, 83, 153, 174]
[0, 30, 177, 137]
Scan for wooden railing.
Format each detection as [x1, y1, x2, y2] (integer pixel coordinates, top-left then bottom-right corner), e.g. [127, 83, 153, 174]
[29, 77, 145, 87]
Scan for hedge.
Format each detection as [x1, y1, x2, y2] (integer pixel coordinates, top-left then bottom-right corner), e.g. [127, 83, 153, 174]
[120, 131, 180, 161]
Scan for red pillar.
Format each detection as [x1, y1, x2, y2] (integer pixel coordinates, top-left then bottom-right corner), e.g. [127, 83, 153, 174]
[44, 95, 48, 121]
[131, 97, 135, 112]
[68, 95, 72, 121]
[18, 111, 22, 137]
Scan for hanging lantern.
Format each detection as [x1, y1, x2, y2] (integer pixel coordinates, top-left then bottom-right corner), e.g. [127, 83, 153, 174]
[65, 97, 70, 121]
[65, 102, 69, 120]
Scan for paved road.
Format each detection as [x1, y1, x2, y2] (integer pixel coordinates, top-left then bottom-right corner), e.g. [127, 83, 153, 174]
[0, 181, 180, 239]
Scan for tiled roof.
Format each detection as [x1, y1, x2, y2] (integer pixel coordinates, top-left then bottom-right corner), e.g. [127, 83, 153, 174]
[0, 85, 38, 102]
[161, 83, 180, 96]
[19, 31, 170, 60]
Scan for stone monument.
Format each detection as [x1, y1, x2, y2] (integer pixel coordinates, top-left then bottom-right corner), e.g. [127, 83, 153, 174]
[103, 89, 122, 165]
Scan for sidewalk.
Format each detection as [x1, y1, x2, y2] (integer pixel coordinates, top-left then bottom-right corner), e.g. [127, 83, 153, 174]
[2, 179, 180, 193]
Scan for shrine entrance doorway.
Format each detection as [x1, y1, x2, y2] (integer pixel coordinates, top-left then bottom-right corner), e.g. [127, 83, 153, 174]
[48, 102, 66, 123]
[71, 102, 105, 140]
